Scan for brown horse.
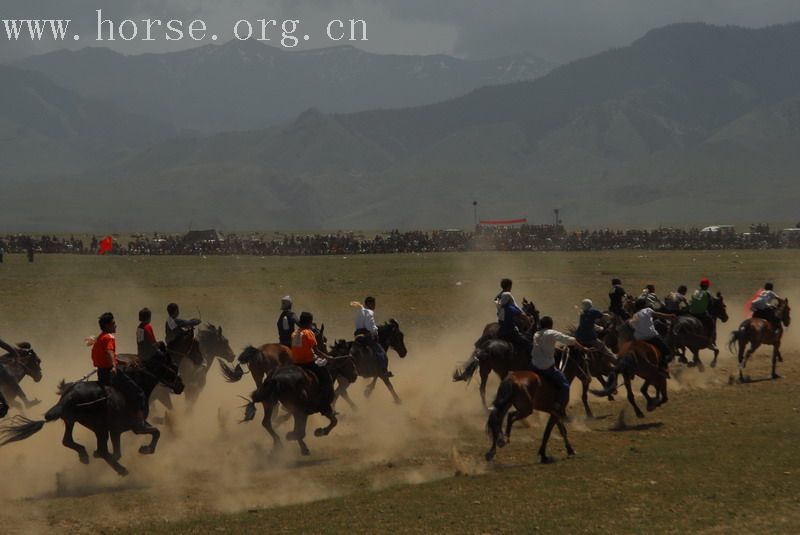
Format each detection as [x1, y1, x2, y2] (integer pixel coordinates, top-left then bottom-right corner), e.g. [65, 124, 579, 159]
[453, 339, 530, 409]
[241, 356, 358, 456]
[485, 371, 575, 464]
[555, 347, 616, 418]
[591, 338, 669, 418]
[729, 298, 791, 382]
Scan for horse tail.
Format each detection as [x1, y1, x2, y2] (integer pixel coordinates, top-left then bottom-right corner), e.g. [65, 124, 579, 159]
[591, 353, 635, 397]
[728, 328, 745, 354]
[486, 377, 515, 439]
[240, 379, 280, 423]
[219, 360, 244, 383]
[0, 415, 47, 446]
[452, 355, 480, 384]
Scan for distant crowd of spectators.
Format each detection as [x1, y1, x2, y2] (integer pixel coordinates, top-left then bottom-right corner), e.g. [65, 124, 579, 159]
[2, 223, 799, 258]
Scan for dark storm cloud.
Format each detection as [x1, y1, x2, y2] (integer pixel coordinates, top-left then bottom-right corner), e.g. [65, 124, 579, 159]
[2, 0, 800, 61]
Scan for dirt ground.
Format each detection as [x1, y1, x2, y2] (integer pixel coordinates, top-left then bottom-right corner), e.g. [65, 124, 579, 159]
[0, 250, 798, 534]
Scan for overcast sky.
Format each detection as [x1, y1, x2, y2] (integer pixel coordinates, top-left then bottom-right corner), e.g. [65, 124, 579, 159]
[2, 0, 800, 62]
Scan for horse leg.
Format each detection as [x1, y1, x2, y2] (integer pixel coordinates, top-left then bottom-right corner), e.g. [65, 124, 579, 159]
[111, 432, 122, 461]
[710, 344, 719, 368]
[581, 376, 594, 418]
[693, 348, 705, 373]
[62, 420, 89, 465]
[314, 410, 338, 437]
[625, 375, 644, 418]
[740, 343, 758, 383]
[132, 423, 161, 455]
[364, 377, 378, 398]
[538, 415, 557, 464]
[334, 379, 357, 411]
[772, 344, 781, 380]
[479, 365, 491, 410]
[504, 407, 532, 446]
[642, 380, 659, 412]
[94, 429, 128, 476]
[555, 418, 576, 457]
[380, 376, 402, 405]
[286, 413, 310, 456]
[262, 404, 283, 457]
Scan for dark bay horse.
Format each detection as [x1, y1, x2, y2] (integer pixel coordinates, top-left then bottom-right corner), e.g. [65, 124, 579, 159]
[485, 371, 575, 464]
[241, 355, 358, 456]
[157, 323, 234, 409]
[0, 343, 43, 410]
[591, 338, 669, 418]
[453, 339, 530, 409]
[0, 351, 184, 476]
[329, 320, 407, 406]
[729, 298, 791, 382]
[670, 293, 729, 370]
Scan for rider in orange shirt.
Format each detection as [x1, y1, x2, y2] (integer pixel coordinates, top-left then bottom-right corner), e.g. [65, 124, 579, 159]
[291, 312, 334, 414]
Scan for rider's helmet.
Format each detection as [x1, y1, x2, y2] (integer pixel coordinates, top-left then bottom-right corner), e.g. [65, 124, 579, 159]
[699, 278, 711, 289]
[280, 296, 293, 310]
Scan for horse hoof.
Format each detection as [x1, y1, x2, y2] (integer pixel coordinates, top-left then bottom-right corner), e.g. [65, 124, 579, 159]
[485, 451, 495, 462]
[286, 432, 298, 441]
[393, 398, 403, 406]
[772, 374, 781, 380]
[314, 428, 326, 437]
[79, 454, 90, 465]
[93, 450, 103, 459]
[635, 410, 645, 419]
[497, 436, 507, 448]
[300, 448, 311, 456]
[710, 361, 717, 369]
[567, 449, 576, 457]
[646, 404, 656, 413]
[27, 399, 42, 408]
[540, 456, 555, 465]
[138, 445, 155, 455]
[697, 364, 705, 373]
[117, 467, 129, 477]
[607, 396, 615, 402]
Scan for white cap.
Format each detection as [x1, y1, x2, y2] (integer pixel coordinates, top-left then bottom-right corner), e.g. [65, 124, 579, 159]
[581, 299, 593, 311]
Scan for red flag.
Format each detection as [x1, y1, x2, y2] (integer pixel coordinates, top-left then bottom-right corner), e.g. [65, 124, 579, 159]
[98, 235, 113, 255]
[744, 289, 762, 317]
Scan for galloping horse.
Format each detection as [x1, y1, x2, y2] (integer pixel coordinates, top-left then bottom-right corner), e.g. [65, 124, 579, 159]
[0, 343, 43, 410]
[0, 351, 184, 476]
[485, 371, 575, 464]
[555, 346, 616, 418]
[481, 298, 539, 339]
[453, 339, 530, 409]
[241, 355, 358, 456]
[330, 320, 408, 406]
[159, 323, 234, 409]
[729, 298, 791, 382]
[671, 292, 729, 370]
[592, 322, 669, 417]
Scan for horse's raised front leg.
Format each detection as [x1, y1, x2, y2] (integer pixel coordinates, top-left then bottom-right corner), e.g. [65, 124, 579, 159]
[314, 409, 338, 437]
[62, 419, 89, 465]
[641, 380, 658, 412]
[625, 375, 644, 418]
[94, 429, 128, 476]
[132, 423, 160, 455]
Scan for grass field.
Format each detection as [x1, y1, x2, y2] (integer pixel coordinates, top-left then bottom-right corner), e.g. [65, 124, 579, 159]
[0, 250, 798, 534]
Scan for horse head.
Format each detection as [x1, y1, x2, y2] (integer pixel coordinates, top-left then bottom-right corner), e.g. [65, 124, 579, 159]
[711, 292, 729, 323]
[10, 344, 42, 383]
[382, 319, 407, 358]
[780, 298, 791, 327]
[145, 350, 184, 394]
[521, 298, 540, 329]
[199, 323, 236, 362]
[311, 323, 328, 353]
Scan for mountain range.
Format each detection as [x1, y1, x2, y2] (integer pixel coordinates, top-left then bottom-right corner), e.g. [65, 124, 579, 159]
[3, 23, 800, 232]
[14, 41, 554, 133]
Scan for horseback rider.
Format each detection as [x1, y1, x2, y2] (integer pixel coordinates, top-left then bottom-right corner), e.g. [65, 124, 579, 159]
[291, 312, 334, 414]
[609, 278, 630, 319]
[277, 295, 297, 347]
[495, 278, 532, 353]
[664, 285, 689, 314]
[531, 316, 588, 418]
[136, 308, 164, 361]
[639, 284, 663, 311]
[165, 303, 201, 346]
[630, 298, 676, 368]
[574, 299, 616, 360]
[688, 278, 715, 337]
[751, 282, 783, 333]
[352, 296, 391, 377]
[92, 313, 151, 431]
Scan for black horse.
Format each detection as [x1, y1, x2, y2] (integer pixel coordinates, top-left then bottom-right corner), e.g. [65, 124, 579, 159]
[0, 343, 43, 411]
[154, 323, 234, 410]
[329, 320, 407, 407]
[241, 355, 358, 456]
[0, 351, 184, 476]
[670, 293, 729, 370]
